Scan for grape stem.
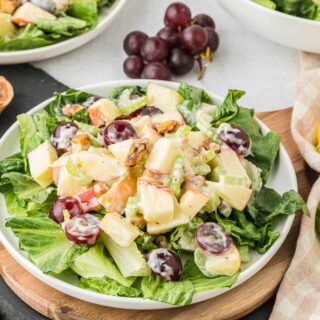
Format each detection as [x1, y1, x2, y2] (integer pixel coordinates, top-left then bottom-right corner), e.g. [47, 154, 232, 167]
[197, 47, 213, 80]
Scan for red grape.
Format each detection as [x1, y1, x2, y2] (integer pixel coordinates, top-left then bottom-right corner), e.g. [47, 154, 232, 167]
[217, 123, 251, 156]
[141, 62, 172, 80]
[123, 56, 144, 78]
[103, 120, 137, 145]
[82, 96, 102, 108]
[51, 122, 78, 154]
[49, 197, 84, 224]
[205, 27, 219, 52]
[181, 25, 208, 55]
[157, 26, 181, 49]
[167, 48, 194, 76]
[123, 31, 148, 56]
[196, 222, 233, 254]
[193, 14, 215, 29]
[64, 214, 100, 245]
[146, 248, 182, 281]
[117, 106, 163, 120]
[141, 37, 169, 62]
[164, 2, 191, 29]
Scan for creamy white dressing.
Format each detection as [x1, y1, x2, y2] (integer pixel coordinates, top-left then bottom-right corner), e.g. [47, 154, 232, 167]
[147, 249, 174, 280]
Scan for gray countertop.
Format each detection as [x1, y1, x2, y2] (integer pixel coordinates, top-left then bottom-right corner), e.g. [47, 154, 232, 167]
[0, 64, 274, 320]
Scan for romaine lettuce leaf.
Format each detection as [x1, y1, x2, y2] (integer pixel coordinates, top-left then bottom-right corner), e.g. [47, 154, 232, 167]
[2, 172, 53, 204]
[72, 243, 135, 287]
[0, 153, 25, 176]
[79, 277, 141, 297]
[182, 260, 239, 293]
[6, 217, 87, 273]
[68, 0, 99, 27]
[108, 86, 147, 103]
[140, 274, 194, 305]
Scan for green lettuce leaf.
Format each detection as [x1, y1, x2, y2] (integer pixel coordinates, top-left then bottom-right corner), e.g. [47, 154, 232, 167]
[182, 260, 239, 293]
[211, 90, 245, 127]
[2, 172, 53, 204]
[79, 277, 141, 297]
[6, 217, 87, 274]
[68, 0, 98, 27]
[140, 274, 195, 305]
[71, 243, 135, 287]
[0, 153, 25, 176]
[108, 86, 146, 102]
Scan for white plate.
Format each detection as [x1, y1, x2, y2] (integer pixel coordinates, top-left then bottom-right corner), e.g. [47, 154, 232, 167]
[0, 80, 297, 310]
[218, 0, 320, 54]
[0, 0, 127, 65]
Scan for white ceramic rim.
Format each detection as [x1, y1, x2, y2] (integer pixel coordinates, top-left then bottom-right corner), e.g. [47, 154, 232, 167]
[0, 0, 128, 63]
[241, 0, 320, 25]
[0, 80, 297, 310]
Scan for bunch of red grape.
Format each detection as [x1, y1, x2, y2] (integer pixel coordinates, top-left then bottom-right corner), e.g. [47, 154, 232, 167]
[122, 2, 219, 81]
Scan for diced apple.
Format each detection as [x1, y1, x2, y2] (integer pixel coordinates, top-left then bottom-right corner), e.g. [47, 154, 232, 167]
[27, 141, 58, 188]
[49, 155, 70, 185]
[0, 0, 20, 15]
[187, 131, 207, 150]
[145, 138, 178, 174]
[203, 245, 241, 277]
[99, 173, 136, 213]
[108, 139, 133, 163]
[88, 98, 119, 127]
[206, 181, 252, 211]
[179, 189, 210, 219]
[147, 208, 189, 235]
[12, 3, 56, 26]
[139, 182, 174, 223]
[211, 147, 251, 187]
[138, 125, 160, 148]
[57, 167, 88, 196]
[146, 83, 183, 113]
[130, 115, 153, 132]
[76, 150, 127, 183]
[151, 110, 185, 126]
[100, 212, 140, 247]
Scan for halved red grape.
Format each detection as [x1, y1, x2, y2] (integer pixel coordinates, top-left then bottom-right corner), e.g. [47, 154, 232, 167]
[157, 27, 181, 49]
[217, 123, 251, 157]
[196, 222, 233, 254]
[123, 56, 144, 78]
[146, 248, 182, 281]
[164, 2, 191, 29]
[64, 214, 100, 245]
[141, 62, 172, 80]
[205, 27, 219, 52]
[82, 95, 102, 108]
[103, 120, 137, 145]
[141, 37, 169, 62]
[51, 122, 78, 154]
[181, 25, 208, 55]
[123, 31, 148, 56]
[193, 14, 215, 29]
[167, 48, 194, 76]
[49, 196, 84, 224]
[117, 106, 163, 120]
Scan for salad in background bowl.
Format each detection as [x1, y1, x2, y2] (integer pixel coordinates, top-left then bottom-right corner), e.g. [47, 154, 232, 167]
[0, 80, 308, 309]
[0, 0, 127, 64]
[218, 0, 320, 53]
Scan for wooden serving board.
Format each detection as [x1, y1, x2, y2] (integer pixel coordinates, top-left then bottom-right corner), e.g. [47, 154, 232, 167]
[0, 108, 312, 320]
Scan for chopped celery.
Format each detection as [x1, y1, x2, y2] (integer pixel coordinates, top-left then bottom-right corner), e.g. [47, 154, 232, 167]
[117, 89, 148, 115]
[170, 155, 184, 197]
[66, 157, 92, 185]
[125, 196, 140, 218]
[176, 125, 192, 137]
[218, 200, 232, 217]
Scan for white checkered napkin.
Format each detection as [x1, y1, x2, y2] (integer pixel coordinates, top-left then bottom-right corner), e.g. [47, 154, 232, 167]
[270, 177, 320, 320]
[291, 67, 320, 172]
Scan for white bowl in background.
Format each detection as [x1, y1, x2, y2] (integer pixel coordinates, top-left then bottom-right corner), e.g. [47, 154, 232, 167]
[218, 0, 320, 53]
[0, 80, 297, 309]
[0, 0, 127, 65]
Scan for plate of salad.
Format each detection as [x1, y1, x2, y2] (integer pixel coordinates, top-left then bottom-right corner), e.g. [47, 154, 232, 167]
[218, 0, 320, 53]
[0, 0, 127, 64]
[0, 80, 308, 309]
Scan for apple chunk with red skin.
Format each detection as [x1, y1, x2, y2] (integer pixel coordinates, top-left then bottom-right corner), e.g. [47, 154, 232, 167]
[88, 98, 119, 127]
[139, 182, 175, 224]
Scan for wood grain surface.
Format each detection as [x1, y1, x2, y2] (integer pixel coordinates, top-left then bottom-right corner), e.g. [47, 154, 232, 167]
[0, 108, 312, 320]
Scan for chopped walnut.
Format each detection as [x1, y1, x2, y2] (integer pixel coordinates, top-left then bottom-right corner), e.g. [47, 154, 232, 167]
[203, 139, 221, 153]
[0, 0, 20, 14]
[71, 133, 90, 151]
[62, 104, 84, 117]
[155, 120, 179, 135]
[125, 140, 148, 167]
[184, 175, 206, 190]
